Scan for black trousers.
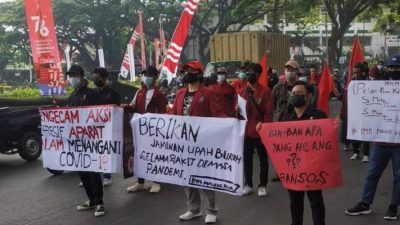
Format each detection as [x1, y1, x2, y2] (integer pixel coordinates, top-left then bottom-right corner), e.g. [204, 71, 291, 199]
[288, 189, 325, 225]
[79, 172, 103, 205]
[244, 138, 269, 187]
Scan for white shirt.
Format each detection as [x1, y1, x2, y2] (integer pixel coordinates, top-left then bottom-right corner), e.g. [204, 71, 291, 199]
[145, 89, 154, 110]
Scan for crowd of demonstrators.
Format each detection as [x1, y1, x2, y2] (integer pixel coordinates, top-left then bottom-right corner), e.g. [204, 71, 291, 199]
[345, 55, 400, 221]
[125, 66, 167, 194]
[238, 63, 274, 196]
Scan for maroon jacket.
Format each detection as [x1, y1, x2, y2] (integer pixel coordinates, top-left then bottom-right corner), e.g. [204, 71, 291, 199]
[170, 85, 225, 117]
[213, 82, 237, 117]
[239, 83, 274, 138]
[126, 87, 167, 114]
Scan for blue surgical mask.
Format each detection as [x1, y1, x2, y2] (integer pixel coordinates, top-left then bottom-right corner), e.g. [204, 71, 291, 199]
[239, 71, 246, 80]
[144, 77, 154, 88]
[68, 77, 81, 89]
[217, 74, 226, 82]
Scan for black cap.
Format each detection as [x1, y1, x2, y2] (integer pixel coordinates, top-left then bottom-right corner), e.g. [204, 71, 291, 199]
[92, 67, 108, 78]
[66, 64, 84, 76]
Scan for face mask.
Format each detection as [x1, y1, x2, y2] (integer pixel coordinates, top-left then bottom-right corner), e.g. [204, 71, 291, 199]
[246, 72, 258, 84]
[290, 94, 306, 108]
[285, 71, 297, 81]
[388, 71, 400, 80]
[377, 65, 384, 71]
[238, 72, 247, 80]
[217, 74, 226, 82]
[143, 77, 154, 88]
[68, 77, 81, 89]
[298, 76, 308, 83]
[94, 79, 104, 87]
[185, 72, 199, 83]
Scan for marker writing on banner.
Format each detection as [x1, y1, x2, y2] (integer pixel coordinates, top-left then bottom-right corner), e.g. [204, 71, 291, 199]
[68, 125, 105, 139]
[41, 125, 65, 138]
[268, 126, 322, 138]
[43, 138, 64, 151]
[279, 171, 329, 185]
[41, 109, 80, 124]
[67, 139, 122, 155]
[139, 117, 200, 142]
[85, 107, 112, 123]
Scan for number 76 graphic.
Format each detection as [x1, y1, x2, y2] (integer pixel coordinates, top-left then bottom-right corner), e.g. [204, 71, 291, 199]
[30, 16, 49, 37]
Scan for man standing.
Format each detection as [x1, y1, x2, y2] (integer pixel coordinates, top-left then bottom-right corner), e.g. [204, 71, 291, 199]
[170, 60, 224, 224]
[238, 63, 273, 196]
[213, 67, 236, 117]
[231, 66, 248, 93]
[92, 67, 121, 186]
[66, 65, 105, 217]
[345, 55, 400, 220]
[298, 68, 319, 109]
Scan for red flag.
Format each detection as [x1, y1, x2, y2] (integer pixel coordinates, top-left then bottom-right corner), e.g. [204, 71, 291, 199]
[25, 0, 65, 96]
[161, 0, 200, 83]
[347, 35, 365, 85]
[258, 52, 268, 87]
[317, 63, 333, 116]
[120, 22, 141, 78]
[139, 12, 146, 70]
[154, 38, 160, 68]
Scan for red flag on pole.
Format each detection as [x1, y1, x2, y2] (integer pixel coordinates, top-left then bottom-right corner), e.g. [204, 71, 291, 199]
[139, 12, 146, 70]
[25, 0, 65, 95]
[161, 0, 200, 83]
[317, 63, 333, 116]
[346, 35, 365, 85]
[258, 52, 268, 87]
[120, 22, 141, 78]
[154, 38, 160, 68]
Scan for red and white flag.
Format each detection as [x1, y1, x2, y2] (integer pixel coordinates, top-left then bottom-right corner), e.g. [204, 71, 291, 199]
[25, 0, 65, 96]
[120, 23, 141, 78]
[161, 0, 200, 83]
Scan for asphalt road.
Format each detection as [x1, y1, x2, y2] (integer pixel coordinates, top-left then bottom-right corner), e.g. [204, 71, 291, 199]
[0, 101, 397, 225]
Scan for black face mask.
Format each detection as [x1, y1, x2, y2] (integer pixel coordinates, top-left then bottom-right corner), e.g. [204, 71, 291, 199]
[94, 79, 104, 87]
[246, 72, 258, 84]
[388, 71, 400, 80]
[184, 72, 199, 83]
[290, 94, 306, 108]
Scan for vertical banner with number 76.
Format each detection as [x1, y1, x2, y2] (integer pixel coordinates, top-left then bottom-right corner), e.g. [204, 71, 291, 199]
[24, 0, 65, 96]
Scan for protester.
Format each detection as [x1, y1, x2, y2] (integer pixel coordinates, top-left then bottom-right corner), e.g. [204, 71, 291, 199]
[310, 65, 320, 85]
[238, 63, 273, 196]
[66, 65, 105, 217]
[170, 60, 224, 224]
[125, 65, 167, 194]
[345, 54, 400, 220]
[268, 67, 279, 91]
[332, 69, 343, 100]
[298, 67, 319, 108]
[92, 67, 121, 186]
[231, 66, 248, 93]
[213, 67, 236, 117]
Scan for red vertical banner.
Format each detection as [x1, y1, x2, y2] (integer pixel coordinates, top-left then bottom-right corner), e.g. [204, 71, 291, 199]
[24, 0, 65, 95]
[120, 23, 140, 78]
[317, 64, 333, 116]
[258, 52, 268, 87]
[161, 0, 200, 83]
[139, 12, 146, 70]
[347, 35, 365, 85]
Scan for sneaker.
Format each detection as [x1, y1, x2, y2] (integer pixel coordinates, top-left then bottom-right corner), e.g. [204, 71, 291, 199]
[258, 186, 268, 197]
[94, 205, 105, 217]
[384, 204, 398, 220]
[345, 202, 371, 216]
[76, 200, 95, 211]
[242, 185, 253, 195]
[79, 182, 83, 187]
[344, 145, 351, 151]
[127, 183, 145, 193]
[362, 156, 369, 163]
[205, 214, 217, 224]
[350, 153, 359, 160]
[179, 211, 202, 220]
[103, 178, 112, 186]
[149, 183, 161, 193]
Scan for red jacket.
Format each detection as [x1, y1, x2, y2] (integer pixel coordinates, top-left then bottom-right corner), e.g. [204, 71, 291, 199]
[170, 85, 225, 117]
[126, 87, 167, 114]
[213, 82, 236, 117]
[231, 79, 247, 93]
[239, 83, 274, 138]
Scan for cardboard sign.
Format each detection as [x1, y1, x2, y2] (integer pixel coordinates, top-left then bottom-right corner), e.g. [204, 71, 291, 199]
[131, 113, 246, 195]
[347, 81, 400, 143]
[40, 106, 123, 173]
[259, 119, 342, 191]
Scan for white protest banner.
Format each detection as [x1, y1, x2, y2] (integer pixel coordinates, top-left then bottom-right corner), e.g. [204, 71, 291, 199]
[348, 80, 400, 143]
[131, 113, 246, 195]
[40, 105, 124, 172]
[237, 95, 248, 121]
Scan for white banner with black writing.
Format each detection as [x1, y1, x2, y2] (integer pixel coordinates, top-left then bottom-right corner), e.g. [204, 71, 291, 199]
[348, 80, 400, 143]
[131, 113, 246, 195]
[40, 105, 124, 172]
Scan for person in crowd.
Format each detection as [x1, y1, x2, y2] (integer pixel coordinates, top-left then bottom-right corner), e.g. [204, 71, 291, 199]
[66, 65, 105, 217]
[310, 65, 320, 85]
[298, 67, 318, 108]
[231, 66, 248, 93]
[170, 60, 224, 224]
[332, 69, 343, 100]
[270, 59, 300, 182]
[259, 80, 327, 225]
[213, 67, 236, 117]
[92, 67, 121, 186]
[268, 67, 279, 91]
[345, 54, 400, 220]
[238, 63, 273, 196]
[125, 65, 167, 194]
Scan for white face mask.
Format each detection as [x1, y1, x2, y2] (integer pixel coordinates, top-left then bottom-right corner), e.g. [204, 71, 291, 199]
[285, 71, 297, 81]
[298, 76, 309, 83]
[217, 74, 226, 82]
[68, 77, 81, 89]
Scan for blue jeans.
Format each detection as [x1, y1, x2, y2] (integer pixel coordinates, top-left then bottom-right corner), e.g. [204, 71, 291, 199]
[361, 144, 400, 205]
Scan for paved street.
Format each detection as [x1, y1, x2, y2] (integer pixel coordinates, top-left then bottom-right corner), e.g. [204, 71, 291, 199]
[0, 101, 397, 225]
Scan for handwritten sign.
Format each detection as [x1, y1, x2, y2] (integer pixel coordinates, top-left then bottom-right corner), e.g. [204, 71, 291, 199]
[40, 106, 123, 173]
[131, 113, 246, 195]
[348, 81, 400, 143]
[259, 119, 342, 191]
